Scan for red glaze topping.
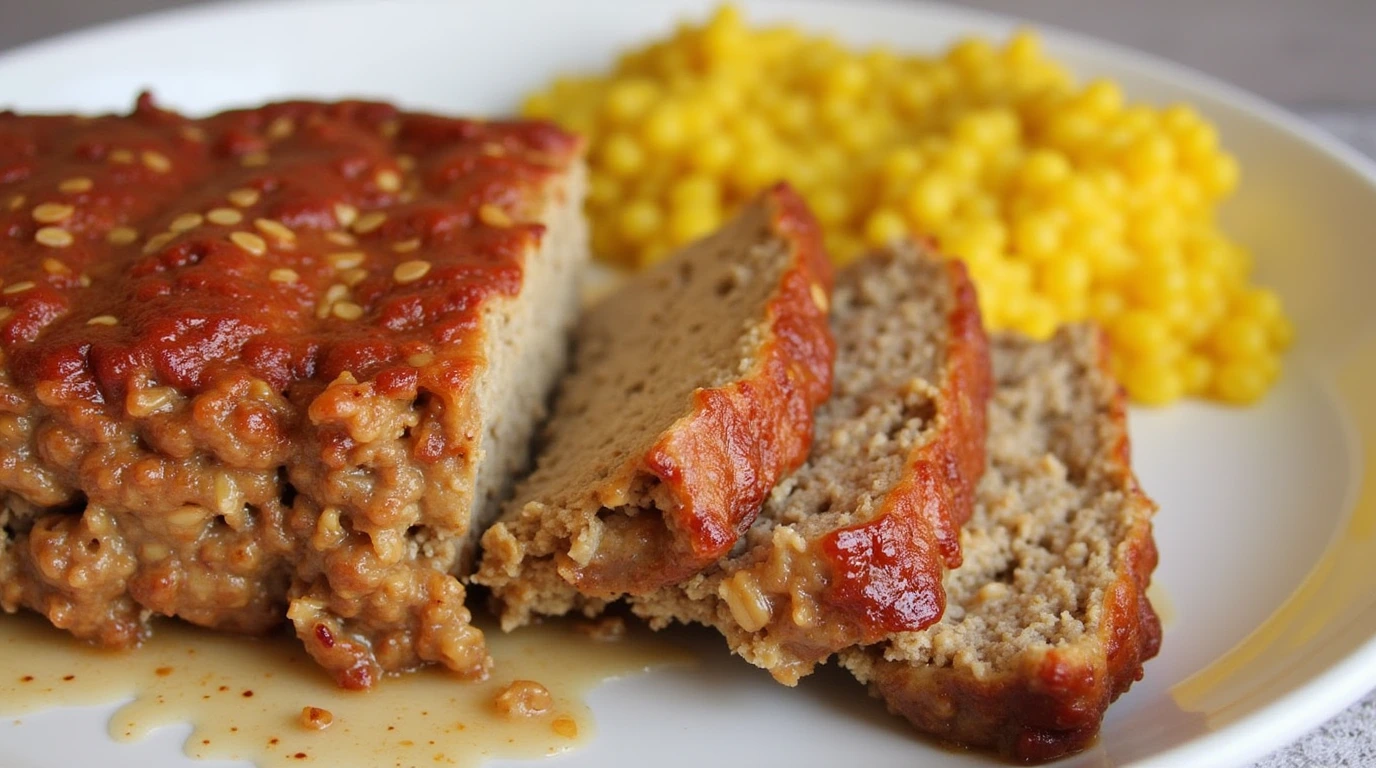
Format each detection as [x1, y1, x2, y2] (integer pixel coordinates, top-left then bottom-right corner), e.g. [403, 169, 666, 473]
[819, 257, 992, 636]
[0, 94, 579, 405]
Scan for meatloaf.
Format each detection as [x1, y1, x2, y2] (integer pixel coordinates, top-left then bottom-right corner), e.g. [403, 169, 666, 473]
[840, 325, 1161, 763]
[0, 94, 588, 688]
[474, 184, 835, 628]
[626, 241, 992, 684]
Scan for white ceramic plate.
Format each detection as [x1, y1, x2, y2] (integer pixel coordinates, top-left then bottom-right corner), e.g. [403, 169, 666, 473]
[2, 1, 1376, 766]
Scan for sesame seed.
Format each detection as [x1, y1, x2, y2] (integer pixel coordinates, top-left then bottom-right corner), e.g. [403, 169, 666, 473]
[396, 155, 416, 171]
[327, 252, 365, 270]
[393, 260, 431, 284]
[107, 227, 139, 246]
[35, 227, 74, 248]
[78, 274, 91, 287]
[7, 195, 25, 211]
[391, 238, 421, 253]
[323, 233, 354, 249]
[143, 232, 175, 254]
[32, 203, 75, 224]
[179, 125, 207, 143]
[169, 213, 204, 233]
[339, 268, 368, 287]
[323, 284, 349, 304]
[375, 170, 402, 193]
[142, 150, 173, 173]
[229, 231, 268, 256]
[228, 188, 260, 208]
[268, 268, 299, 283]
[87, 315, 118, 326]
[334, 203, 358, 228]
[3, 281, 35, 294]
[41, 258, 69, 275]
[59, 177, 94, 194]
[266, 116, 295, 140]
[352, 211, 387, 234]
[241, 151, 270, 167]
[109, 149, 134, 164]
[332, 301, 364, 320]
[0, 308, 12, 321]
[480, 143, 506, 157]
[254, 218, 296, 244]
[406, 352, 434, 367]
[206, 208, 243, 226]
[379, 119, 400, 138]
[478, 204, 512, 228]
[809, 283, 829, 313]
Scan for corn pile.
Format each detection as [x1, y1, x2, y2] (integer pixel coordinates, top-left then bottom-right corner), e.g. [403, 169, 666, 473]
[522, 6, 1293, 405]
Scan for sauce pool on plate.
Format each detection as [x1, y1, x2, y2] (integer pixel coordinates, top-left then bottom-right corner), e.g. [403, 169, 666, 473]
[0, 613, 689, 767]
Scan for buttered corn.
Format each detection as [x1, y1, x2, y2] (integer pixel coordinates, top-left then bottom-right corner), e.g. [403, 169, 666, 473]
[524, 5, 1292, 405]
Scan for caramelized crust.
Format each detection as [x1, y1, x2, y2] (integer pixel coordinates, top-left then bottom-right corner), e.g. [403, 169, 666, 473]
[629, 244, 992, 684]
[841, 326, 1161, 762]
[0, 95, 587, 687]
[475, 184, 835, 625]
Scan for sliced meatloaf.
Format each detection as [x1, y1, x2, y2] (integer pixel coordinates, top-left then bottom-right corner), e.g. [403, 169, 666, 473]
[0, 95, 587, 688]
[628, 241, 992, 684]
[840, 325, 1161, 763]
[474, 183, 835, 628]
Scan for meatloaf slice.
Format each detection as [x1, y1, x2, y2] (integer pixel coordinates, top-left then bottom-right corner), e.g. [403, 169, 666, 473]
[474, 183, 835, 628]
[0, 95, 587, 688]
[627, 241, 992, 684]
[839, 325, 1161, 763]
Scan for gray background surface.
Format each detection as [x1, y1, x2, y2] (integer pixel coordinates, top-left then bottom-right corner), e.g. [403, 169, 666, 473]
[1, 0, 1373, 765]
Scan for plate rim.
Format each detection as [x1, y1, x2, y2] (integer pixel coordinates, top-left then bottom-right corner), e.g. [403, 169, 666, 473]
[2, 1, 1376, 766]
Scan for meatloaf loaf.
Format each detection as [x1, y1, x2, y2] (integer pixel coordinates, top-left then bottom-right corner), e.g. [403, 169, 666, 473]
[0, 94, 588, 688]
[475, 184, 835, 628]
[840, 325, 1161, 762]
[627, 241, 992, 684]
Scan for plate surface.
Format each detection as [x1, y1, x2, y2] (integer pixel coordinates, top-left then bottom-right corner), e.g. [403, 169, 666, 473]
[2, 1, 1376, 766]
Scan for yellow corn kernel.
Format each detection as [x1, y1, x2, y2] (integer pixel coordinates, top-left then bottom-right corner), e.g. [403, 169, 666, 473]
[604, 78, 659, 124]
[1123, 361, 1184, 406]
[600, 133, 646, 177]
[1214, 361, 1269, 404]
[1211, 316, 1270, 359]
[864, 208, 908, 248]
[669, 205, 722, 245]
[905, 175, 957, 227]
[618, 199, 662, 244]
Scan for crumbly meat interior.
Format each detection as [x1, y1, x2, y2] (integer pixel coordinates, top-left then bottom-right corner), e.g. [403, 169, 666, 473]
[854, 328, 1133, 674]
[504, 200, 787, 522]
[839, 326, 1159, 761]
[476, 198, 809, 626]
[628, 244, 965, 681]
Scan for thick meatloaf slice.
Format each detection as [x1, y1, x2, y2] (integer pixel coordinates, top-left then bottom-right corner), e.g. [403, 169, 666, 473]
[628, 242, 992, 684]
[839, 326, 1161, 763]
[0, 95, 588, 688]
[474, 184, 835, 628]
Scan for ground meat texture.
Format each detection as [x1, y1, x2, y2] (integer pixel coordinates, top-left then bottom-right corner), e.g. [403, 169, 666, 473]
[839, 326, 1161, 762]
[0, 95, 588, 688]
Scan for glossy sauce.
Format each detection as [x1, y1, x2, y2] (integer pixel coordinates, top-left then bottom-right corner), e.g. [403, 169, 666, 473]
[0, 614, 688, 767]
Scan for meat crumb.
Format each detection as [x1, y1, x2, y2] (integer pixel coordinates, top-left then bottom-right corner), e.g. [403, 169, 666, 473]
[492, 680, 552, 718]
[552, 715, 578, 738]
[299, 706, 334, 730]
[573, 615, 626, 641]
